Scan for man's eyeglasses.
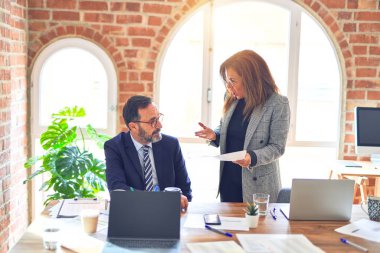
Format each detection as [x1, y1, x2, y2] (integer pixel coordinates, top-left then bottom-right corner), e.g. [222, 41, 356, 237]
[133, 113, 164, 128]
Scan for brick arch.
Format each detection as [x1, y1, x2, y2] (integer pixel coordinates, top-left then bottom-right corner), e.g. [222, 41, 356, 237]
[28, 25, 125, 71]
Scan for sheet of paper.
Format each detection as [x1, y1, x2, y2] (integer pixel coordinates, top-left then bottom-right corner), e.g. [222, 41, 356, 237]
[57, 198, 104, 218]
[183, 214, 249, 231]
[335, 219, 380, 242]
[237, 234, 325, 253]
[188, 150, 246, 161]
[187, 241, 245, 253]
[217, 150, 246, 161]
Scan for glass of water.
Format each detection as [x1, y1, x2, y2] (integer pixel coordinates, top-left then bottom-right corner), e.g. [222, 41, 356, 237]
[253, 193, 270, 216]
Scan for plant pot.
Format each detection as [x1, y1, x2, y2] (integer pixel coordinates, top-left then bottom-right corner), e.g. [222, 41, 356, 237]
[245, 213, 259, 228]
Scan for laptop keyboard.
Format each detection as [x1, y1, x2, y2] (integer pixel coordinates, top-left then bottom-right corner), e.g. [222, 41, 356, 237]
[109, 238, 178, 249]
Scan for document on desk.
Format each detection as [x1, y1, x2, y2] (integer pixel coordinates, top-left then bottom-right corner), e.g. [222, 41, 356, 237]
[187, 241, 245, 253]
[57, 198, 104, 218]
[237, 234, 325, 253]
[60, 233, 105, 253]
[335, 219, 380, 242]
[184, 214, 249, 231]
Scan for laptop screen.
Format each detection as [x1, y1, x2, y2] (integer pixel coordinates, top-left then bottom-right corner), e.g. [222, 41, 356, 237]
[287, 179, 354, 221]
[108, 191, 181, 239]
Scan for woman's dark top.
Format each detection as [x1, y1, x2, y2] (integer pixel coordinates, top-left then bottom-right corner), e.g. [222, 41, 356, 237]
[219, 99, 249, 202]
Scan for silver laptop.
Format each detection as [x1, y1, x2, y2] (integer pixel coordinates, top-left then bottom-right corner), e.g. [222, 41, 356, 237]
[104, 190, 181, 252]
[280, 179, 355, 221]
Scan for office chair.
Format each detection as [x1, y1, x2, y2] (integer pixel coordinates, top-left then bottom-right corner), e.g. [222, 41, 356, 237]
[276, 188, 291, 203]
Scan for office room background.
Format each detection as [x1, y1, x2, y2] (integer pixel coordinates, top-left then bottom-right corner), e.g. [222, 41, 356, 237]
[0, 0, 379, 252]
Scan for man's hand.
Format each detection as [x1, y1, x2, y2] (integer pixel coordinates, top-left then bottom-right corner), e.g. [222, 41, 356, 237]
[180, 195, 188, 212]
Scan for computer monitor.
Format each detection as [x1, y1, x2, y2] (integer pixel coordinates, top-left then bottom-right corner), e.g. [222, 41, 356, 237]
[355, 107, 380, 164]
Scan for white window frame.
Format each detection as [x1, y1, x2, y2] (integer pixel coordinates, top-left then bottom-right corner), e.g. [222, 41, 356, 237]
[30, 38, 117, 217]
[157, 0, 343, 148]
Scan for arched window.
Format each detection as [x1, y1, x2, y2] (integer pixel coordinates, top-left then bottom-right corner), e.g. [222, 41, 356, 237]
[31, 38, 117, 214]
[159, 0, 341, 200]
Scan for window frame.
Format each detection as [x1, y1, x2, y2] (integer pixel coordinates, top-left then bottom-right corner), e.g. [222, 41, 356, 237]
[30, 37, 117, 217]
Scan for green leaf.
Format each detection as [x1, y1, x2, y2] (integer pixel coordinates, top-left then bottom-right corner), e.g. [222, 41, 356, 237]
[55, 146, 91, 179]
[52, 106, 86, 119]
[40, 122, 77, 150]
[24, 156, 42, 168]
[23, 168, 46, 184]
[86, 125, 111, 149]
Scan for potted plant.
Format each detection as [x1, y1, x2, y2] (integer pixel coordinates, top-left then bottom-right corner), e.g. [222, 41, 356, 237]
[24, 106, 111, 205]
[244, 202, 259, 228]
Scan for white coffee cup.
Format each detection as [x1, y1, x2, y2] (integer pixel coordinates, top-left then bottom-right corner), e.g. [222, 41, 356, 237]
[80, 209, 99, 234]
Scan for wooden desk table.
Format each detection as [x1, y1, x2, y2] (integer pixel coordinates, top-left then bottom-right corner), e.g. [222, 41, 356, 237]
[329, 160, 380, 196]
[9, 202, 380, 253]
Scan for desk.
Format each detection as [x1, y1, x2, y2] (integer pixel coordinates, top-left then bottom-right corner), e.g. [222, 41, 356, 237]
[9, 202, 379, 253]
[329, 160, 380, 196]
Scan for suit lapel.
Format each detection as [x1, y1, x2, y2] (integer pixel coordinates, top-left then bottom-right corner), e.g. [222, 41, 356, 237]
[151, 142, 164, 186]
[123, 133, 144, 181]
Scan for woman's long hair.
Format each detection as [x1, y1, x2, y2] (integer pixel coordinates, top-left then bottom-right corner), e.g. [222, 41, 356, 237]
[219, 50, 279, 119]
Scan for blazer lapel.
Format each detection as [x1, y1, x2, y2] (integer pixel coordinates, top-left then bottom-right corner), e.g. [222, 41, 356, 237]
[123, 133, 144, 181]
[220, 101, 238, 154]
[151, 142, 164, 186]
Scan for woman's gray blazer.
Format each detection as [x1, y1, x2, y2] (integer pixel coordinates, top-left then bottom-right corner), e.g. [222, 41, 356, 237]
[212, 93, 290, 203]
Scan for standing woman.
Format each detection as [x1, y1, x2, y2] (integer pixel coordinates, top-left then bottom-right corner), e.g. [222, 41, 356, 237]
[195, 50, 290, 203]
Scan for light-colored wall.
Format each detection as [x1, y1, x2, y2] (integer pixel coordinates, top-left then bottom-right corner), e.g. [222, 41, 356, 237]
[0, 0, 379, 251]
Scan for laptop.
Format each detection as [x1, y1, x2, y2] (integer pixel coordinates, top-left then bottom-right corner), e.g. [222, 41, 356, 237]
[104, 190, 181, 252]
[280, 179, 355, 221]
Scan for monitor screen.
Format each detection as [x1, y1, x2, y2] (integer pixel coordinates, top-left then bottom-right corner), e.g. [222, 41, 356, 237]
[355, 107, 380, 156]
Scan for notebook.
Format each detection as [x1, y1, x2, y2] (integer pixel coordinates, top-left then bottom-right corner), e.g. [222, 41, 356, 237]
[105, 190, 181, 252]
[280, 179, 355, 221]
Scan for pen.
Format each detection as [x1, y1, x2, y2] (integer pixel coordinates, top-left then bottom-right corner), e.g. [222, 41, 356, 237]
[205, 225, 233, 238]
[270, 208, 277, 220]
[153, 185, 160, 192]
[340, 238, 368, 252]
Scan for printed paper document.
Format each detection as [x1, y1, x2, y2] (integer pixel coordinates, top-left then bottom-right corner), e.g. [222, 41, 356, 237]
[335, 219, 380, 242]
[237, 234, 325, 253]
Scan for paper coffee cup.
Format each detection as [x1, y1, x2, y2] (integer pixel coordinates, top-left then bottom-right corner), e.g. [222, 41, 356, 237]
[80, 209, 99, 234]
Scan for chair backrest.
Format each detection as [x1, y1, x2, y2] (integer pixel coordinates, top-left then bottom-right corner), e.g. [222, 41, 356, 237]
[276, 188, 291, 203]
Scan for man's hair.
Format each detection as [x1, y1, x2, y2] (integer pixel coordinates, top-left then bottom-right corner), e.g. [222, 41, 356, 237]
[123, 95, 152, 129]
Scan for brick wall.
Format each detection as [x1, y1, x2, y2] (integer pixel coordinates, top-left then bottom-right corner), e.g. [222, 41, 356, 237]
[0, 0, 28, 252]
[0, 0, 378, 250]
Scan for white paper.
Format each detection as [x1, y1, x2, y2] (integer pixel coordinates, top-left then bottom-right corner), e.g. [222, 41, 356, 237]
[217, 150, 246, 161]
[237, 234, 325, 253]
[335, 219, 380, 242]
[184, 214, 249, 231]
[187, 241, 245, 253]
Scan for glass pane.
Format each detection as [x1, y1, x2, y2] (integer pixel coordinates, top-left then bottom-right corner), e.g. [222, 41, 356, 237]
[39, 48, 108, 128]
[159, 11, 204, 138]
[211, 2, 290, 127]
[296, 13, 340, 142]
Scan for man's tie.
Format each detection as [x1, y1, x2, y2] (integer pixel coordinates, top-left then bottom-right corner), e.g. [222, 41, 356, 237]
[142, 145, 154, 191]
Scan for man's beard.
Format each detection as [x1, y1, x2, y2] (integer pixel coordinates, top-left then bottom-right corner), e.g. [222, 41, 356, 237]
[138, 127, 162, 143]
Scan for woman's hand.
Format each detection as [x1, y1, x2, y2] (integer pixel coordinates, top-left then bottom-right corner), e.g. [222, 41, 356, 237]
[195, 122, 216, 141]
[233, 152, 251, 168]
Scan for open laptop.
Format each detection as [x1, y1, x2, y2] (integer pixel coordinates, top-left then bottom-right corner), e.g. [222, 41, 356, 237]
[104, 190, 181, 252]
[280, 179, 355, 221]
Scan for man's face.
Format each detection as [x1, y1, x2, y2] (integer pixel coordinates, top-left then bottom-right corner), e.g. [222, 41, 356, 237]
[132, 104, 162, 144]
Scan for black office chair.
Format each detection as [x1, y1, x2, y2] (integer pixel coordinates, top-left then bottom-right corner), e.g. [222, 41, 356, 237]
[276, 188, 291, 203]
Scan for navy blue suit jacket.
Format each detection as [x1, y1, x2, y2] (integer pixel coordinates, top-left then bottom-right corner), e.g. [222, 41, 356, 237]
[104, 132, 192, 201]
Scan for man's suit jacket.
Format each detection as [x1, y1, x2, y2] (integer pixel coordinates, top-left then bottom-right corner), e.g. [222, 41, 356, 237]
[104, 132, 192, 201]
[213, 93, 290, 203]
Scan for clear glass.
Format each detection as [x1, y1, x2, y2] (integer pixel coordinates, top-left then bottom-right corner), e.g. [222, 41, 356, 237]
[211, 2, 290, 128]
[159, 10, 204, 138]
[42, 228, 60, 250]
[39, 47, 108, 129]
[296, 13, 340, 142]
[253, 193, 270, 216]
